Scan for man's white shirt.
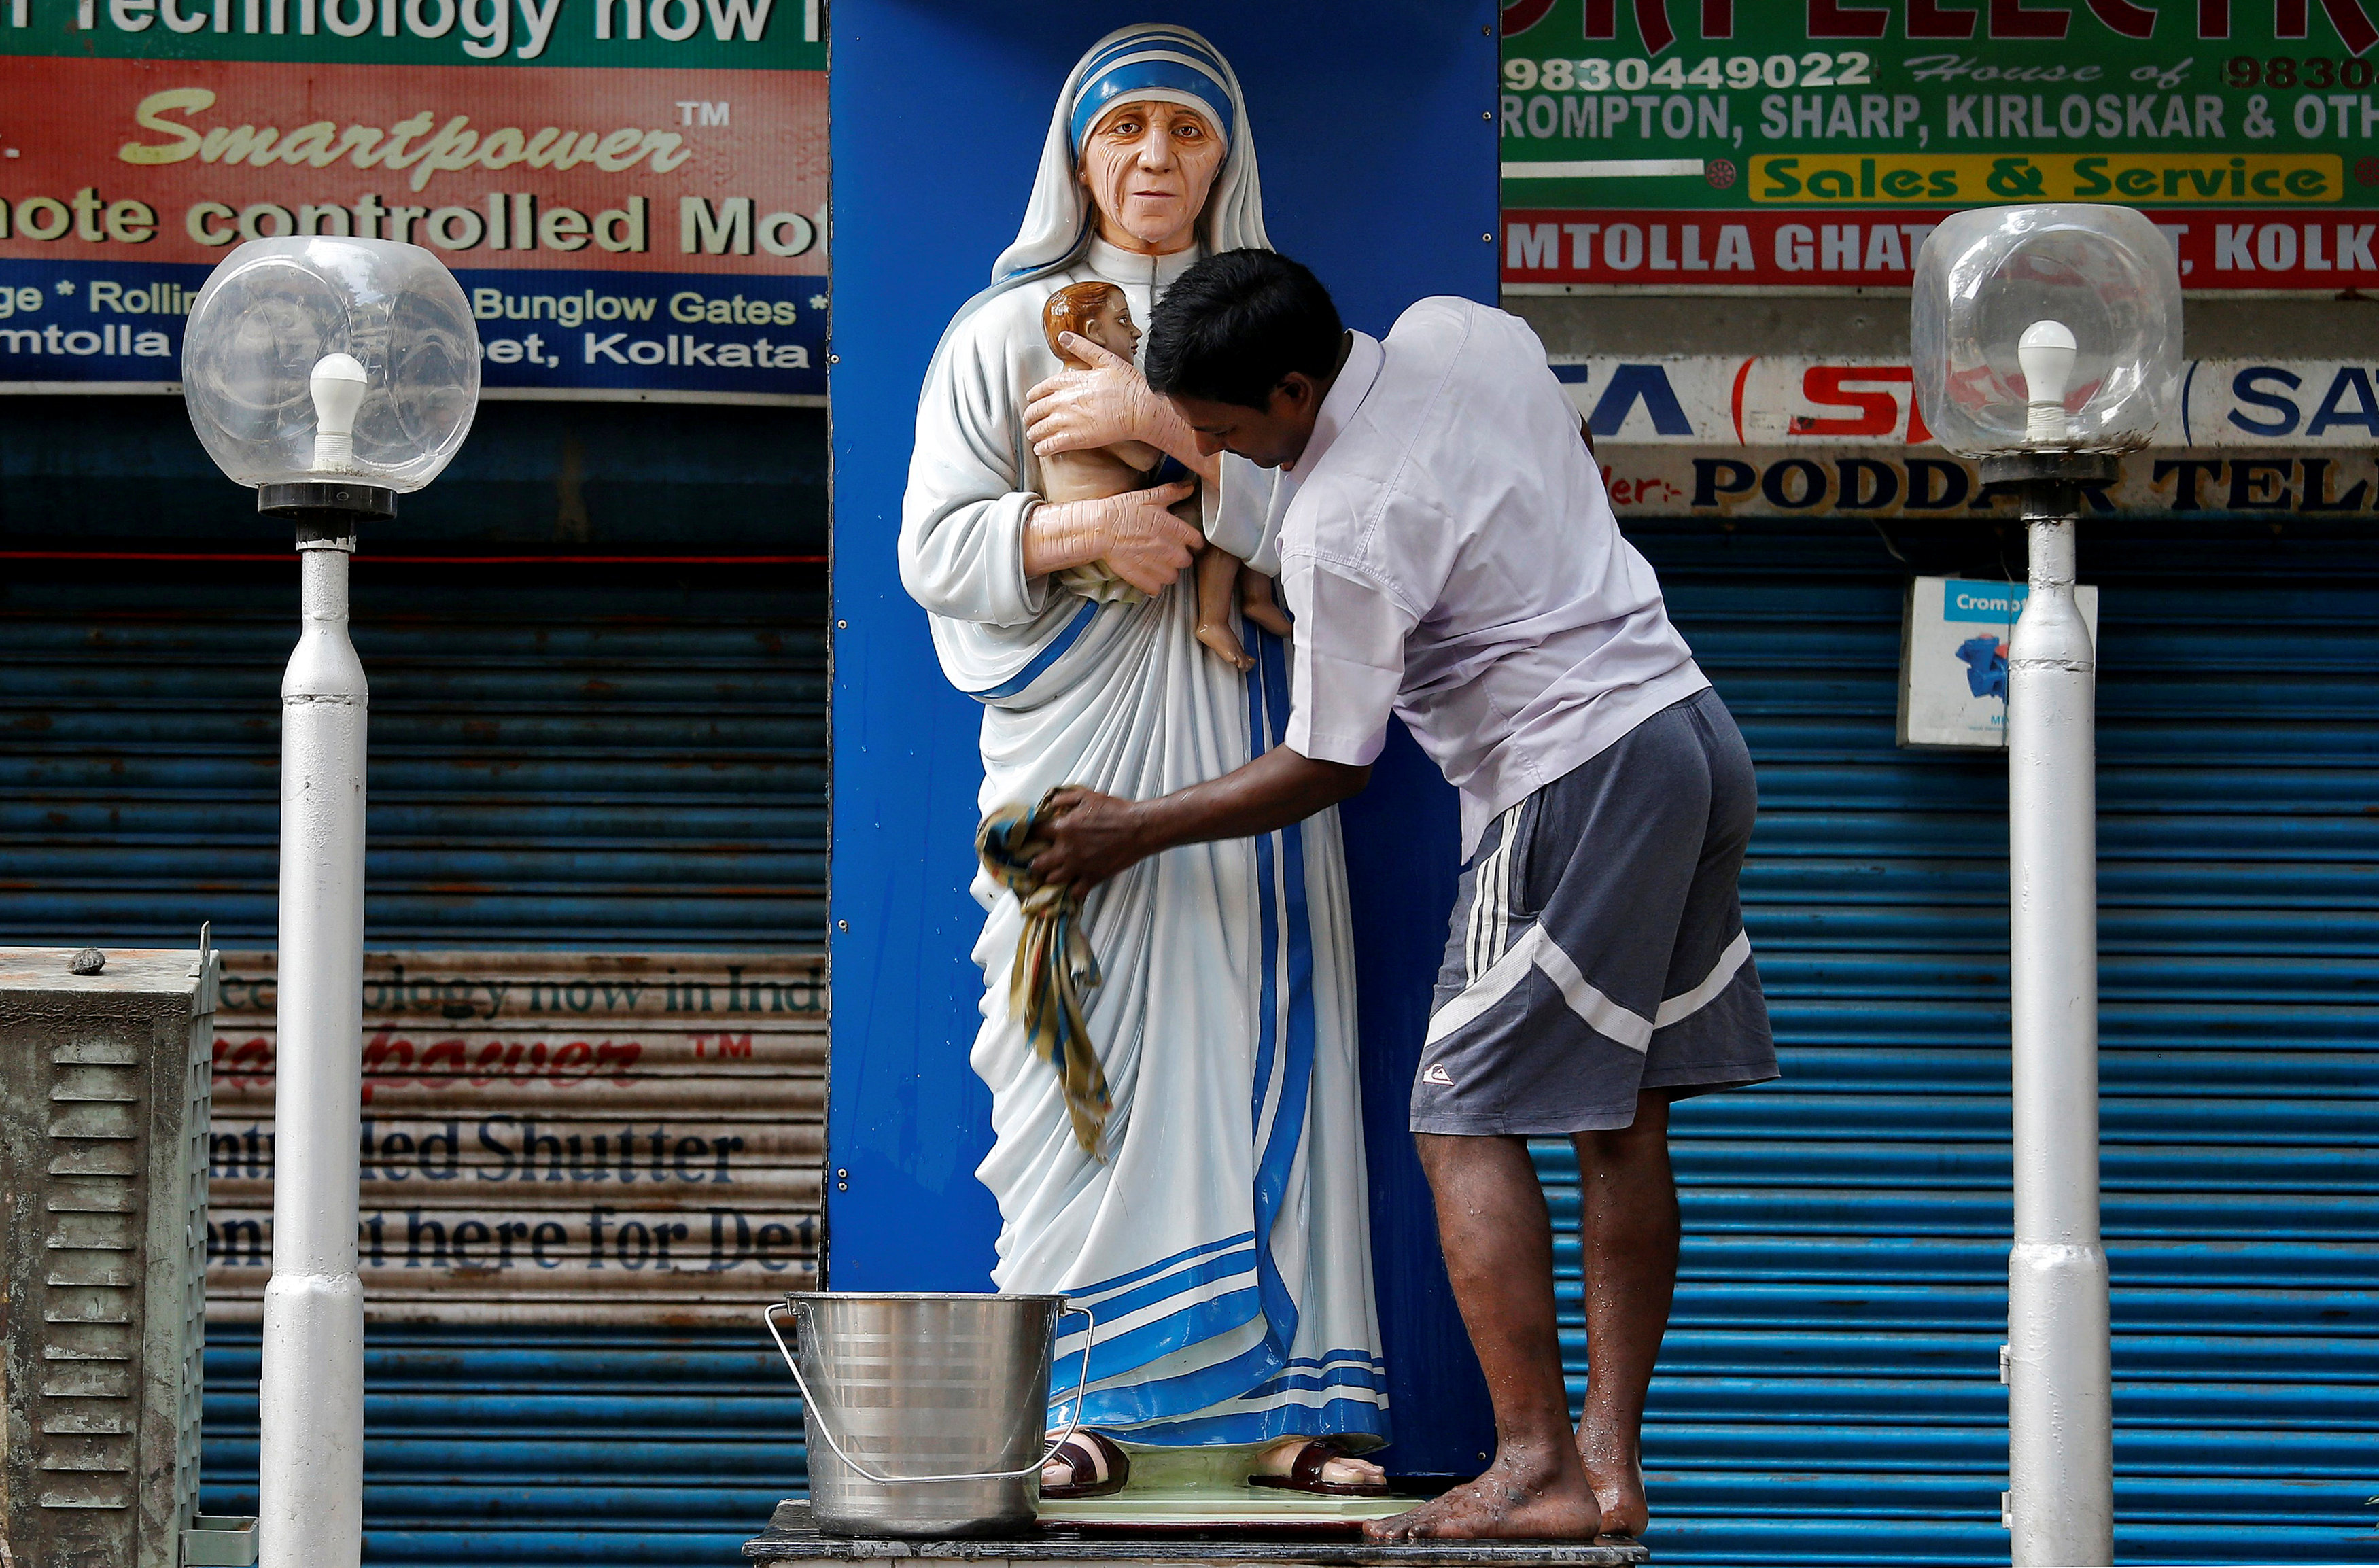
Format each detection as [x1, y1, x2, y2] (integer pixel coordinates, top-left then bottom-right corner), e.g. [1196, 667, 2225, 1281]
[1274, 297, 1709, 857]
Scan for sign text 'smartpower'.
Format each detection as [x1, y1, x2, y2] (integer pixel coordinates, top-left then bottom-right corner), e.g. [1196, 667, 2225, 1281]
[0, 0, 825, 396]
[1501, 0, 2379, 289]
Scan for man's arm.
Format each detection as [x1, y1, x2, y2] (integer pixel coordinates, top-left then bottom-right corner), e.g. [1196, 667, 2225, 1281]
[1028, 747, 1370, 888]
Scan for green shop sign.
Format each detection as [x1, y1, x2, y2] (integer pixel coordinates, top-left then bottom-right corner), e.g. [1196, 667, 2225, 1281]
[1500, 0, 2379, 288]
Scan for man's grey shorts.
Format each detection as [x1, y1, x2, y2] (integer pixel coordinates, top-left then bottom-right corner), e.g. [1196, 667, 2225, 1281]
[1412, 688, 1779, 1135]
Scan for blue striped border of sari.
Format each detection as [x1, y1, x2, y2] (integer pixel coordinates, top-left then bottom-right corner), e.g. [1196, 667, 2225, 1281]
[963, 598, 1098, 702]
[1045, 625, 1355, 1440]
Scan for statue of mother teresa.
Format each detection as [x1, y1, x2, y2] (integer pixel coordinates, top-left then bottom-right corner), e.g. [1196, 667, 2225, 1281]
[898, 25, 1389, 1497]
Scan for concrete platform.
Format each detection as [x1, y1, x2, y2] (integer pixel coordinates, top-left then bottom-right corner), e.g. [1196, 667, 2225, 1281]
[1036, 1488, 1410, 1527]
[744, 1501, 1650, 1565]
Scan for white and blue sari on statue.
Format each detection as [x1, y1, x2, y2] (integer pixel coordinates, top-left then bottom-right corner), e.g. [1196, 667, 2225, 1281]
[897, 25, 1387, 1451]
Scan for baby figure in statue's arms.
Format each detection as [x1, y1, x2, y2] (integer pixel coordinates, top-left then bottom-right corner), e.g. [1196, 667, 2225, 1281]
[1039, 280, 1289, 669]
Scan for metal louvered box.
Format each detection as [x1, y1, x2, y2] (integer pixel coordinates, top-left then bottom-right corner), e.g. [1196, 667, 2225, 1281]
[1, 942, 218, 1568]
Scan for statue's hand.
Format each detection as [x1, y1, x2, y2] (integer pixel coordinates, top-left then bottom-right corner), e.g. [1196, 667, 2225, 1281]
[1026, 334, 1167, 456]
[1028, 787, 1150, 890]
[1021, 481, 1200, 593]
[1090, 481, 1202, 595]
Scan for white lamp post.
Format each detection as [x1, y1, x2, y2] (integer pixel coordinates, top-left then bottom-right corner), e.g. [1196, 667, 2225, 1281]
[1913, 206, 2181, 1567]
[182, 236, 479, 1568]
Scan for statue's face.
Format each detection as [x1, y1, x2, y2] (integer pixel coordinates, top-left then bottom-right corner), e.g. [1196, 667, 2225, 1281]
[1075, 100, 1224, 256]
[1079, 290, 1141, 361]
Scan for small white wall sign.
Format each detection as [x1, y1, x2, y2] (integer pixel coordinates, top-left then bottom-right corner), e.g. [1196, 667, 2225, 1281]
[1898, 576, 2102, 750]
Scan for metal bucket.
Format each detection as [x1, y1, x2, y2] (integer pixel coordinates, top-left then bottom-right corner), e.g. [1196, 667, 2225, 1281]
[764, 1291, 1094, 1538]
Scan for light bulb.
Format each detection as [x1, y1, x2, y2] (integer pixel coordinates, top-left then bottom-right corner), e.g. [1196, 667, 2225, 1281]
[2017, 319, 2077, 447]
[309, 352, 368, 472]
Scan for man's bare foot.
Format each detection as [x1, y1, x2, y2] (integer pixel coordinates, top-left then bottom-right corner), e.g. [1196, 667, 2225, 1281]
[1576, 1425, 1649, 1538]
[1363, 1452, 1601, 1542]
[1251, 1436, 1387, 1492]
[1196, 621, 1255, 671]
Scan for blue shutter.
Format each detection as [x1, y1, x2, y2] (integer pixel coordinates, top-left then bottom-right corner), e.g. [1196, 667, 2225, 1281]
[6, 556, 828, 1563]
[201, 1325, 803, 1565]
[5, 399, 832, 1566]
[0, 560, 824, 947]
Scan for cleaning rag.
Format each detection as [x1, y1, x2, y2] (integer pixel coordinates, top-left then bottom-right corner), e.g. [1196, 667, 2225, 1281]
[976, 788, 1112, 1158]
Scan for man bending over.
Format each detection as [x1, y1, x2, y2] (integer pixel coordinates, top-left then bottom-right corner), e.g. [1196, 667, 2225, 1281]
[1024, 249, 1779, 1543]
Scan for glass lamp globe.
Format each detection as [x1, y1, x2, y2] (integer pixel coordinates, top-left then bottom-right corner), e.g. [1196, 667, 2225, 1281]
[182, 235, 479, 500]
[1912, 205, 2181, 457]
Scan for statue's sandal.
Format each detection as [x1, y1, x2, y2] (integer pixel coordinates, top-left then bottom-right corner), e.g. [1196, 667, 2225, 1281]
[1248, 1438, 1390, 1497]
[1040, 1431, 1130, 1499]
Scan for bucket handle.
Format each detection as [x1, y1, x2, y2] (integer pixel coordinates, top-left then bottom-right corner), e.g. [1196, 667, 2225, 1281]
[763, 1297, 1098, 1487]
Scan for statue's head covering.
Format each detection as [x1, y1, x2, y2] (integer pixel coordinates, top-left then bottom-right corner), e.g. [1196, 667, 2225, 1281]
[933, 23, 1269, 364]
[1064, 29, 1236, 158]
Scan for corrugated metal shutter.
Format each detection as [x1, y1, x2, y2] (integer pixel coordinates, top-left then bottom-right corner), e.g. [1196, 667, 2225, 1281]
[1, 557, 824, 947]
[200, 1325, 801, 1566]
[1534, 514, 2378, 1564]
[2, 547, 827, 1562]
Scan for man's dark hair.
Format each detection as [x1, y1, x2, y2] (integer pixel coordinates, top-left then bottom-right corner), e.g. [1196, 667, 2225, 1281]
[1144, 249, 1342, 410]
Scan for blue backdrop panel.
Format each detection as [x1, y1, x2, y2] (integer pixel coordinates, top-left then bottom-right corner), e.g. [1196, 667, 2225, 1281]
[825, 0, 1497, 1475]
